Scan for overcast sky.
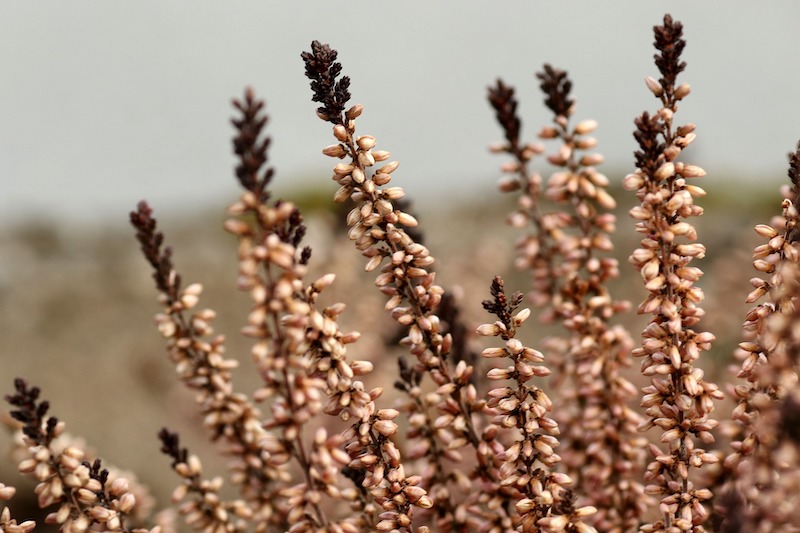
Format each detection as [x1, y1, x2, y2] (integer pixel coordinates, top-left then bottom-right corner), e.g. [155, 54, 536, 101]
[2, 2, 799, 225]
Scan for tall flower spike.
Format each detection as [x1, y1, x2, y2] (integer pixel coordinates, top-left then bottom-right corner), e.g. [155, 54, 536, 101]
[5, 379, 142, 533]
[714, 145, 800, 529]
[625, 15, 723, 532]
[533, 64, 647, 530]
[490, 65, 646, 530]
[717, 265, 800, 531]
[158, 429, 251, 533]
[305, 42, 507, 532]
[132, 200, 280, 531]
[478, 276, 597, 533]
[487, 79, 556, 310]
[228, 89, 430, 532]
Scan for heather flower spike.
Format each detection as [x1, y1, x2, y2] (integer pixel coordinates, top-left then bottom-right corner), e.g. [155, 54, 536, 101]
[627, 15, 723, 532]
[490, 63, 647, 530]
[5, 378, 143, 533]
[478, 276, 597, 532]
[714, 144, 800, 529]
[5, 13, 800, 533]
[487, 78, 556, 309]
[305, 40, 538, 531]
[302, 40, 351, 125]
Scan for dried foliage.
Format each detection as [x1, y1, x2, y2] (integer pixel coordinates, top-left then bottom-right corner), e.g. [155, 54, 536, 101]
[3, 13, 799, 533]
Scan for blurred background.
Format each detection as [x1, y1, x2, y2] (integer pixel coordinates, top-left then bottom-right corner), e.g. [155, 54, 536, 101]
[1, 0, 798, 525]
[2, 1, 800, 222]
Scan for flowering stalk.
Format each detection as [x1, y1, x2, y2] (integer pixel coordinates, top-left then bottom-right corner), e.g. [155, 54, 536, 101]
[131, 200, 279, 530]
[625, 15, 723, 531]
[135, 88, 432, 533]
[478, 276, 596, 533]
[714, 147, 800, 530]
[158, 429, 251, 533]
[5, 379, 140, 533]
[303, 41, 514, 531]
[536, 65, 647, 530]
[487, 79, 557, 311]
[489, 65, 647, 529]
[232, 88, 433, 532]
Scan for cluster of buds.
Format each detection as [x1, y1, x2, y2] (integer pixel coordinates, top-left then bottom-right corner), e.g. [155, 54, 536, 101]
[159, 429, 252, 533]
[478, 276, 597, 533]
[535, 66, 647, 531]
[6, 379, 142, 533]
[720, 261, 800, 529]
[626, 15, 723, 531]
[230, 89, 434, 531]
[132, 201, 279, 530]
[716, 148, 800, 528]
[489, 66, 646, 529]
[488, 78, 556, 310]
[304, 40, 485, 529]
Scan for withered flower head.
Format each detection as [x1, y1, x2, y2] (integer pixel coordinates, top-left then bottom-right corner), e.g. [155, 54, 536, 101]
[487, 79, 521, 152]
[536, 64, 574, 118]
[652, 14, 686, 95]
[301, 40, 351, 125]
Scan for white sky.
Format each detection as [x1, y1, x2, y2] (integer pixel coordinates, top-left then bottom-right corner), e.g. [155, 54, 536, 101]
[2, 1, 799, 224]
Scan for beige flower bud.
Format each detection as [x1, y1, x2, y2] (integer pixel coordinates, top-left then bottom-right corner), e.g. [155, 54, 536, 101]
[345, 104, 363, 119]
[645, 76, 663, 96]
[356, 135, 376, 150]
[333, 124, 348, 141]
[674, 82, 691, 99]
[574, 119, 598, 135]
[654, 162, 675, 181]
[322, 144, 346, 158]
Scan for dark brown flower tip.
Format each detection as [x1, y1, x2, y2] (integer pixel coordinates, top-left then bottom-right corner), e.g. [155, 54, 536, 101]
[633, 111, 664, 177]
[653, 14, 687, 95]
[481, 276, 523, 336]
[271, 200, 311, 264]
[231, 88, 274, 202]
[130, 201, 180, 300]
[5, 378, 58, 446]
[301, 40, 351, 125]
[787, 143, 800, 199]
[85, 458, 110, 490]
[536, 64, 574, 119]
[488, 79, 521, 151]
[158, 428, 189, 469]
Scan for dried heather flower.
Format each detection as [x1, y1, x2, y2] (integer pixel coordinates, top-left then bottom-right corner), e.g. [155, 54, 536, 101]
[490, 64, 646, 529]
[158, 429, 250, 533]
[488, 79, 556, 310]
[5, 379, 142, 533]
[714, 146, 800, 530]
[535, 64, 647, 530]
[232, 89, 433, 532]
[305, 41, 512, 531]
[478, 276, 597, 533]
[134, 88, 436, 532]
[132, 200, 283, 530]
[626, 15, 723, 531]
[720, 262, 800, 531]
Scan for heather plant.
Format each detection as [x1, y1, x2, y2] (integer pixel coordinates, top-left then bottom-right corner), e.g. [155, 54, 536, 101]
[3, 13, 800, 533]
